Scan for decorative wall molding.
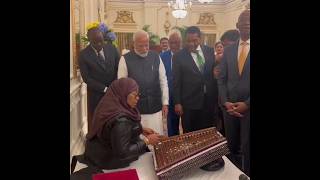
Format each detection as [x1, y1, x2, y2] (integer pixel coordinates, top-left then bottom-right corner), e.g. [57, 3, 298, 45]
[113, 23, 138, 32]
[112, 10, 138, 32]
[70, 73, 87, 159]
[224, 0, 248, 12]
[70, 73, 82, 94]
[114, 11, 136, 23]
[70, 129, 86, 157]
[164, 19, 171, 36]
[107, 0, 236, 5]
[197, 13, 216, 25]
[104, 0, 248, 38]
[70, 92, 81, 112]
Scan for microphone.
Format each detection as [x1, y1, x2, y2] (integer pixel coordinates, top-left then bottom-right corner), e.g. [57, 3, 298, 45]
[239, 173, 250, 180]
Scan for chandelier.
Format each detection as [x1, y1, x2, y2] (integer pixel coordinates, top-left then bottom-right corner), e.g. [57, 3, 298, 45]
[168, 0, 192, 19]
[198, 0, 214, 3]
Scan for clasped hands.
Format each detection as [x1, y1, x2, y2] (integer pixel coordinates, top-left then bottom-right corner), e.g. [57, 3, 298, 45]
[224, 102, 248, 118]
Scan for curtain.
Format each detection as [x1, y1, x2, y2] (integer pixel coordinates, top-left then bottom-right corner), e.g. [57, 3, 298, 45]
[201, 33, 216, 48]
[115, 32, 133, 54]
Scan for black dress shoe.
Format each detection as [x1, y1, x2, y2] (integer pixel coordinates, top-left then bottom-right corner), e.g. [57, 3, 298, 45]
[239, 174, 250, 180]
[200, 158, 225, 171]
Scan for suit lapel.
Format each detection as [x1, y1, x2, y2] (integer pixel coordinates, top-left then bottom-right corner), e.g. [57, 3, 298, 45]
[231, 42, 250, 78]
[186, 49, 202, 75]
[201, 45, 209, 63]
[230, 42, 240, 78]
[88, 46, 106, 70]
[168, 51, 173, 71]
[201, 45, 212, 76]
[103, 46, 112, 69]
[240, 50, 250, 77]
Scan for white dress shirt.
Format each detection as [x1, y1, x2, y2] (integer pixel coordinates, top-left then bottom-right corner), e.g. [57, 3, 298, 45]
[91, 46, 105, 60]
[190, 45, 205, 70]
[190, 45, 207, 93]
[238, 39, 250, 61]
[117, 53, 169, 106]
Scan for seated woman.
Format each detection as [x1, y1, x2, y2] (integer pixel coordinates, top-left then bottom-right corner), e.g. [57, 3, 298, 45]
[79, 78, 163, 170]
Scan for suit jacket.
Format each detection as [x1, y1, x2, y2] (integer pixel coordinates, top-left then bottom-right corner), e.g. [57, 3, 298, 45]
[217, 41, 250, 107]
[79, 43, 120, 110]
[173, 45, 218, 109]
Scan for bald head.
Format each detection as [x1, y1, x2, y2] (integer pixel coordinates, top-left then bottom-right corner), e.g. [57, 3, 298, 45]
[133, 30, 149, 57]
[238, 10, 250, 21]
[236, 10, 250, 41]
[169, 32, 182, 54]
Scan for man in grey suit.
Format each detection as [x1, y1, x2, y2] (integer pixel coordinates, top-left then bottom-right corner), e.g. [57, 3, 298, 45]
[218, 9, 250, 176]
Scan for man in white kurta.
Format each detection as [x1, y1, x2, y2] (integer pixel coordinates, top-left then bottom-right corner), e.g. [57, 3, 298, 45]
[118, 30, 169, 135]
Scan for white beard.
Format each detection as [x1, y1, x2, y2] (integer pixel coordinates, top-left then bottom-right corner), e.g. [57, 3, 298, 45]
[134, 49, 148, 58]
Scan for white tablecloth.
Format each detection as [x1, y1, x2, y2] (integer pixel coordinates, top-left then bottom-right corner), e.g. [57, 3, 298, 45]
[74, 152, 246, 179]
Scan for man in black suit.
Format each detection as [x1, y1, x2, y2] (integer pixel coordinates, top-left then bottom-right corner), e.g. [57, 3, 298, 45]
[218, 10, 250, 176]
[78, 28, 120, 133]
[173, 26, 223, 171]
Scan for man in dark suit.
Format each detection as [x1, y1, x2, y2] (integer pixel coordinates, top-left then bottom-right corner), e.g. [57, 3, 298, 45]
[218, 10, 250, 176]
[173, 26, 223, 171]
[78, 28, 120, 133]
[160, 31, 182, 136]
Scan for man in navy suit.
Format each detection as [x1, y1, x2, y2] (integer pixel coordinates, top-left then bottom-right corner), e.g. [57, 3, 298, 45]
[218, 10, 250, 176]
[78, 28, 120, 133]
[160, 31, 182, 136]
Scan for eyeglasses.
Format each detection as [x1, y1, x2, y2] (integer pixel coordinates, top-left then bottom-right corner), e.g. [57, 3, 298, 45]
[130, 92, 141, 98]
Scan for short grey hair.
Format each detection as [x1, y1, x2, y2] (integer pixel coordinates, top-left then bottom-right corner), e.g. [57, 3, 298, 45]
[133, 30, 149, 42]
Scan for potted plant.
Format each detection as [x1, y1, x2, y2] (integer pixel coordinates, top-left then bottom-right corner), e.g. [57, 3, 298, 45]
[142, 25, 160, 52]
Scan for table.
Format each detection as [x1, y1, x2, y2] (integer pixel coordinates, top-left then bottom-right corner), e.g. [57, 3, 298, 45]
[74, 152, 247, 179]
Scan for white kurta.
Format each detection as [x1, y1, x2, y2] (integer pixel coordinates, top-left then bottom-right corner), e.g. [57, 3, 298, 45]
[117, 53, 169, 135]
[140, 111, 165, 135]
